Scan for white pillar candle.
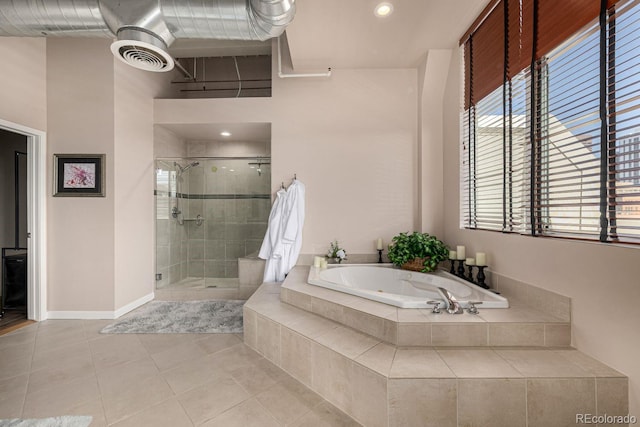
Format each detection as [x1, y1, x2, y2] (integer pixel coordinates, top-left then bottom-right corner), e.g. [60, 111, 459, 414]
[456, 245, 466, 260]
[449, 250, 457, 260]
[376, 238, 383, 250]
[313, 256, 322, 268]
[476, 252, 486, 266]
[320, 258, 328, 269]
[466, 257, 475, 266]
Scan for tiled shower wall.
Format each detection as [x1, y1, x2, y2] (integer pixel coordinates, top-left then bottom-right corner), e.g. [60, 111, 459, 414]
[152, 157, 271, 285]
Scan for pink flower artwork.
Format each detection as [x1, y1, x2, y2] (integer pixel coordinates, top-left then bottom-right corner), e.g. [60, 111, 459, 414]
[63, 163, 96, 189]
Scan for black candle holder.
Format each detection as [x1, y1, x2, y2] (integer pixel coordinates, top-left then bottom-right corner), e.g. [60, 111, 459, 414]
[377, 249, 383, 263]
[476, 266, 489, 289]
[467, 264, 475, 282]
[449, 259, 456, 274]
[456, 259, 466, 278]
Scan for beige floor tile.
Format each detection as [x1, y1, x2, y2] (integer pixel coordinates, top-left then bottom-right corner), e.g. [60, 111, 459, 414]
[437, 349, 522, 378]
[0, 343, 33, 380]
[194, 333, 242, 355]
[256, 381, 320, 425]
[110, 398, 193, 427]
[89, 335, 149, 370]
[496, 349, 593, 377]
[150, 339, 209, 371]
[229, 362, 280, 396]
[177, 376, 250, 425]
[26, 350, 95, 395]
[31, 340, 92, 371]
[82, 320, 116, 340]
[314, 326, 380, 359]
[0, 328, 37, 350]
[101, 374, 175, 424]
[0, 389, 26, 418]
[138, 333, 200, 355]
[96, 357, 161, 395]
[527, 378, 596, 427]
[287, 400, 361, 427]
[22, 375, 101, 418]
[200, 398, 281, 427]
[458, 378, 526, 426]
[205, 343, 263, 374]
[34, 322, 87, 352]
[388, 378, 457, 427]
[0, 373, 29, 402]
[162, 354, 231, 395]
[390, 349, 454, 378]
[355, 342, 396, 377]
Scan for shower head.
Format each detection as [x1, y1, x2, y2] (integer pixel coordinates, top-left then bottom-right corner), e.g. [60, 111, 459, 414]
[174, 161, 200, 175]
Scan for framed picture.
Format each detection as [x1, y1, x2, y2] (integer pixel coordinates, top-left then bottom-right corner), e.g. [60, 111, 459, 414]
[53, 154, 105, 197]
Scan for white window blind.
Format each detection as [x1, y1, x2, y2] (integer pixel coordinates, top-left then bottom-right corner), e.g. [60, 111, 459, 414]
[609, 0, 640, 241]
[535, 21, 602, 239]
[460, 0, 640, 244]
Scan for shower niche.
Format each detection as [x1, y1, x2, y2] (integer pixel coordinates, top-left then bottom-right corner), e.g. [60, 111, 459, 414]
[155, 156, 271, 290]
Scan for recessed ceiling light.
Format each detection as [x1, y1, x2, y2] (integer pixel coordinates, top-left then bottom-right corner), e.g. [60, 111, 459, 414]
[220, 131, 231, 137]
[374, 2, 393, 17]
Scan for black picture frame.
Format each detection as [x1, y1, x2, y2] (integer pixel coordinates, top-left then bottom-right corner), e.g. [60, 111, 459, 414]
[53, 154, 105, 197]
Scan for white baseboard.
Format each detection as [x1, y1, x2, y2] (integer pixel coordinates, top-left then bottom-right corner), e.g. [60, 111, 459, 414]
[46, 292, 154, 320]
[113, 292, 155, 318]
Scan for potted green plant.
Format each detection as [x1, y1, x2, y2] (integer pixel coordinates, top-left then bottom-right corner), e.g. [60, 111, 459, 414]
[387, 232, 449, 273]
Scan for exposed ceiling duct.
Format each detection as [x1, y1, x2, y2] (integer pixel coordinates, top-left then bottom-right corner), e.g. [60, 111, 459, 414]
[0, 0, 296, 72]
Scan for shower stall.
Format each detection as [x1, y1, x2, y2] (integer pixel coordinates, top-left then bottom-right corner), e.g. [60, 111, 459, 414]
[155, 157, 271, 290]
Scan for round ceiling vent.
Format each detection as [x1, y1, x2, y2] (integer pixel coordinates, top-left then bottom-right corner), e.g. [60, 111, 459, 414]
[110, 28, 174, 72]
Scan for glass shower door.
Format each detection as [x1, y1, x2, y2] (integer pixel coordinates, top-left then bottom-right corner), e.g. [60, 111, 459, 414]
[155, 157, 270, 290]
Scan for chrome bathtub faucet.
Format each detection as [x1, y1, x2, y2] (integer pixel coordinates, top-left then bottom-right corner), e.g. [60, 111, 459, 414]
[437, 287, 463, 314]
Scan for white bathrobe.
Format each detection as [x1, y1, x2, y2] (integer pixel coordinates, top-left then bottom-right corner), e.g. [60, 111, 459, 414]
[259, 180, 305, 282]
[280, 179, 305, 274]
[259, 187, 287, 282]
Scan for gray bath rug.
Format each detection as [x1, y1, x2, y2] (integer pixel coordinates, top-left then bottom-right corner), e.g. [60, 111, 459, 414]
[100, 300, 244, 334]
[0, 416, 92, 427]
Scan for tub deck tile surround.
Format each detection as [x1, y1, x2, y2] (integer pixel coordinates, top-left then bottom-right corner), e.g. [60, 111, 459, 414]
[244, 270, 628, 427]
[280, 266, 571, 347]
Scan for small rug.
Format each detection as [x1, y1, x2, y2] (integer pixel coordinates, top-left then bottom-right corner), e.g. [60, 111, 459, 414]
[100, 300, 244, 334]
[0, 416, 92, 427]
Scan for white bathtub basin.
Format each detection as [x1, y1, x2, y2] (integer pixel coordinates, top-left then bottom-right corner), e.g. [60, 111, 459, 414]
[307, 264, 508, 309]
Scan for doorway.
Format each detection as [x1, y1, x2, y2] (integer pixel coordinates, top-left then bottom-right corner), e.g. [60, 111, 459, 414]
[0, 119, 47, 323]
[0, 129, 27, 330]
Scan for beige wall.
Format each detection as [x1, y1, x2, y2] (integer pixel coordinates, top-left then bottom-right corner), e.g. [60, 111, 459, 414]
[46, 38, 116, 311]
[113, 60, 173, 309]
[0, 38, 47, 131]
[154, 126, 186, 158]
[442, 48, 640, 413]
[155, 65, 418, 256]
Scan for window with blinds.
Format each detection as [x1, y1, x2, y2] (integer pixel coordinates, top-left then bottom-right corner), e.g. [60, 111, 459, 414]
[460, 0, 640, 244]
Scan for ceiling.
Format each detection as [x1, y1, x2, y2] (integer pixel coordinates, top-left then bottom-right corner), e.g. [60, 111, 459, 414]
[286, 0, 490, 69]
[158, 122, 271, 142]
[164, 0, 489, 69]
